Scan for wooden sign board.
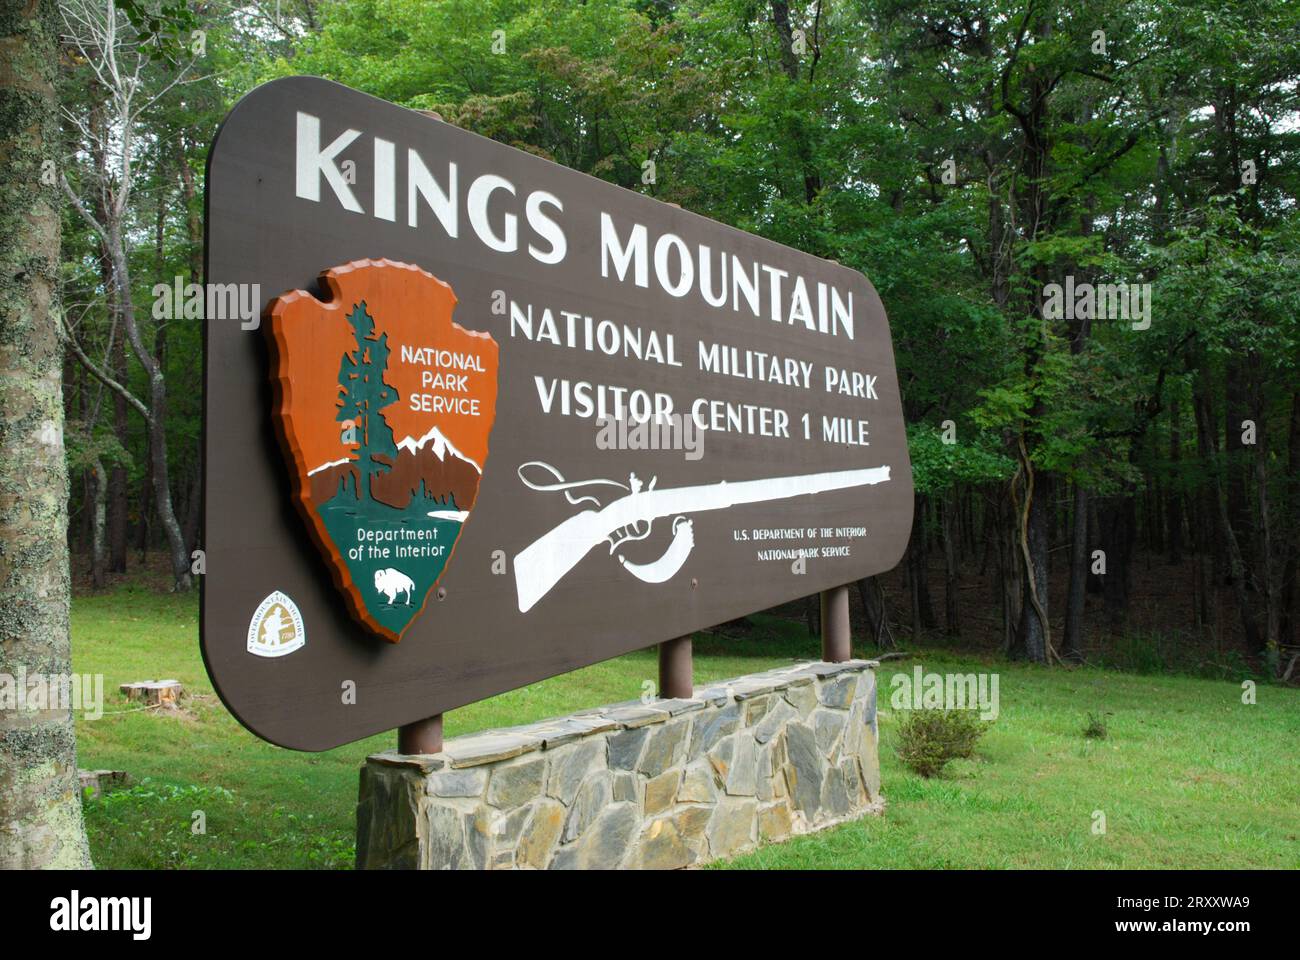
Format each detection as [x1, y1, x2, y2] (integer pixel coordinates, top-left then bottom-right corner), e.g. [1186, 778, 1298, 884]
[203, 76, 913, 750]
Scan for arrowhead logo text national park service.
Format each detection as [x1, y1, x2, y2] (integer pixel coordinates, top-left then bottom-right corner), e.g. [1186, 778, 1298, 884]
[266, 260, 498, 642]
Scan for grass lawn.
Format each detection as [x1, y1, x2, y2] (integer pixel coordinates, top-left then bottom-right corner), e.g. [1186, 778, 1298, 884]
[72, 583, 1300, 869]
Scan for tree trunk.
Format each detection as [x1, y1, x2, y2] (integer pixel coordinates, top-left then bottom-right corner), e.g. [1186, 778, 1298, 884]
[182, 457, 202, 555]
[1195, 379, 1261, 653]
[107, 327, 129, 572]
[178, 147, 204, 284]
[941, 494, 960, 636]
[1062, 482, 1088, 661]
[1167, 396, 1184, 564]
[91, 102, 128, 575]
[1281, 390, 1300, 648]
[104, 232, 191, 590]
[1254, 418, 1282, 675]
[769, 0, 823, 205]
[1224, 358, 1251, 576]
[1015, 468, 1050, 662]
[856, 576, 894, 649]
[1099, 492, 1135, 635]
[0, 0, 94, 868]
[89, 458, 107, 590]
[908, 492, 937, 633]
[999, 493, 1023, 654]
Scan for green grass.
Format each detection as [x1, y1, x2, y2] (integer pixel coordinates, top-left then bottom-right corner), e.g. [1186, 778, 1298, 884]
[72, 583, 1300, 869]
[723, 651, 1300, 869]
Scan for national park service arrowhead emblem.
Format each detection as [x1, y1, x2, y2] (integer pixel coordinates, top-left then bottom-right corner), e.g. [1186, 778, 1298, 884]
[265, 260, 498, 642]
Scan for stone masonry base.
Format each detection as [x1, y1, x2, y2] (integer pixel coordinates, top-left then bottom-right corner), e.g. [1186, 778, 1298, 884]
[356, 659, 881, 869]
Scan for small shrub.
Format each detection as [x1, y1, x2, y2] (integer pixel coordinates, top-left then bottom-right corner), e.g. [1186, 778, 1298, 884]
[1083, 712, 1109, 739]
[895, 709, 989, 778]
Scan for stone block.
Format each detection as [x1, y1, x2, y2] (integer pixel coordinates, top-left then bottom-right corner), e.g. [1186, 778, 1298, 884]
[707, 735, 734, 783]
[679, 760, 717, 804]
[637, 718, 689, 777]
[672, 804, 712, 846]
[725, 734, 758, 797]
[817, 674, 857, 708]
[356, 767, 421, 870]
[644, 769, 680, 816]
[654, 698, 707, 717]
[563, 770, 613, 842]
[628, 816, 695, 870]
[546, 738, 606, 806]
[813, 708, 848, 755]
[754, 698, 797, 744]
[689, 702, 741, 758]
[369, 752, 445, 774]
[755, 744, 774, 801]
[534, 715, 619, 748]
[784, 722, 822, 817]
[426, 768, 486, 799]
[707, 797, 757, 858]
[841, 757, 865, 806]
[784, 682, 818, 718]
[758, 801, 793, 841]
[445, 730, 543, 768]
[858, 722, 881, 799]
[612, 771, 639, 804]
[517, 800, 565, 869]
[603, 703, 671, 728]
[730, 678, 785, 700]
[693, 685, 732, 707]
[494, 803, 533, 846]
[425, 805, 489, 870]
[607, 726, 650, 771]
[550, 802, 639, 870]
[820, 762, 852, 818]
[486, 757, 546, 810]
[805, 660, 870, 678]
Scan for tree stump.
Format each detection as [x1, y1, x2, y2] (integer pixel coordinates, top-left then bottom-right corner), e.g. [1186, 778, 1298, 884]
[119, 680, 183, 708]
[78, 769, 131, 800]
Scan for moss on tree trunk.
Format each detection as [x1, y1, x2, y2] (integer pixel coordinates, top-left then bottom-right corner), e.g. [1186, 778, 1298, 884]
[0, 0, 94, 869]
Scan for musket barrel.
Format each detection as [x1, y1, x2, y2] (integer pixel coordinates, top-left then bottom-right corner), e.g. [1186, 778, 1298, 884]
[513, 465, 891, 612]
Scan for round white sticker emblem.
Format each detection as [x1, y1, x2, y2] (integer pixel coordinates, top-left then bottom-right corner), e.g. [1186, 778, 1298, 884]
[247, 590, 306, 658]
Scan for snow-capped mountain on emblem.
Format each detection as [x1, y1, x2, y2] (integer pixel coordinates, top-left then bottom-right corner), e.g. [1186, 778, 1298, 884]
[265, 259, 499, 642]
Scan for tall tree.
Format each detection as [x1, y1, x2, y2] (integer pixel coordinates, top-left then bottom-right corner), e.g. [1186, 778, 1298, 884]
[0, 0, 94, 869]
[58, 0, 198, 590]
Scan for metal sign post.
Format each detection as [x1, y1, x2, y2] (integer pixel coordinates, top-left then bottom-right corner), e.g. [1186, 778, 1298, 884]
[658, 636, 693, 700]
[820, 585, 852, 663]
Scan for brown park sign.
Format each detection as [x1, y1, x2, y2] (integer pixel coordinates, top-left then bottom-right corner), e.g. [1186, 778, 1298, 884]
[204, 76, 913, 750]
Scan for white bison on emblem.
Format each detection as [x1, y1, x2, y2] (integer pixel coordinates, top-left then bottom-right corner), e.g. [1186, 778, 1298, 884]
[374, 568, 415, 605]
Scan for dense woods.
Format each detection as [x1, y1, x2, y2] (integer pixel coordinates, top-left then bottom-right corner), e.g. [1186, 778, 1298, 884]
[53, 0, 1300, 675]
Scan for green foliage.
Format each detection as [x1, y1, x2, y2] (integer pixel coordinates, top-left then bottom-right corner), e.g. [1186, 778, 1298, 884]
[1082, 712, 1109, 739]
[114, 0, 199, 59]
[1093, 630, 1261, 681]
[63, 420, 132, 474]
[894, 708, 990, 778]
[53, 0, 1300, 655]
[906, 423, 1014, 494]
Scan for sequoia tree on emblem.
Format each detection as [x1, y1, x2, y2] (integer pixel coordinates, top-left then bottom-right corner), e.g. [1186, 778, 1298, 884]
[265, 260, 499, 641]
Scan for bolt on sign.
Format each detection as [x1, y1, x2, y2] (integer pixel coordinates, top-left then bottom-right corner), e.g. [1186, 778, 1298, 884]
[204, 77, 913, 750]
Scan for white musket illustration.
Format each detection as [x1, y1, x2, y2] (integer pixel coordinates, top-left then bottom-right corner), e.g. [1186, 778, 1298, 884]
[513, 464, 891, 612]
